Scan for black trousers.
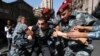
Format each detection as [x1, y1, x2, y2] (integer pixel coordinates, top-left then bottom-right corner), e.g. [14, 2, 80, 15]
[7, 38, 12, 51]
[31, 46, 51, 56]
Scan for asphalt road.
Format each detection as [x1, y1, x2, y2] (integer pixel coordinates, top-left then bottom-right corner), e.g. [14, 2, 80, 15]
[0, 40, 100, 56]
[92, 40, 100, 56]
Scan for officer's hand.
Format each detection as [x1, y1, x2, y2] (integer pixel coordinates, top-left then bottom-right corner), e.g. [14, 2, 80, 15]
[54, 26, 60, 31]
[26, 29, 34, 36]
[71, 25, 84, 32]
[27, 35, 33, 41]
[67, 31, 88, 45]
[67, 30, 81, 38]
[53, 31, 58, 37]
[28, 26, 33, 30]
[56, 31, 63, 37]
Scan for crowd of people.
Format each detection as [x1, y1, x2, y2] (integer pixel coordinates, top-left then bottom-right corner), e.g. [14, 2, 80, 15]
[3, 0, 100, 56]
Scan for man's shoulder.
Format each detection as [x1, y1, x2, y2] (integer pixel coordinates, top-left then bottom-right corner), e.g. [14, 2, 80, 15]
[32, 25, 38, 32]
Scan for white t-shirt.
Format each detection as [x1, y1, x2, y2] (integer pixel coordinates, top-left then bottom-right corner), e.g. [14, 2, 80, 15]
[4, 26, 12, 38]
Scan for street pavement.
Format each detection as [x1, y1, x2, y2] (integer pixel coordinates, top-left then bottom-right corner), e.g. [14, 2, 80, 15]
[92, 40, 100, 56]
[0, 40, 100, 56]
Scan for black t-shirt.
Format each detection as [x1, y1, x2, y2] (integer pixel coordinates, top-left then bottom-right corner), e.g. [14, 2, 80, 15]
[32, 25, 54, 46]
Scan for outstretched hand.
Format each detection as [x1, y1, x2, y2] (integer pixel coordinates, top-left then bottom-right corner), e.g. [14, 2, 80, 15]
[71, 25, 84, 32]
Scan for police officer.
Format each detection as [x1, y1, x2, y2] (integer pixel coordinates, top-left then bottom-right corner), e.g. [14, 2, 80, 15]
[40, 8, 62, 56]
[53, 0, 98, 56]
[31, 17, 53, 56]
[10, 16, 30, 56]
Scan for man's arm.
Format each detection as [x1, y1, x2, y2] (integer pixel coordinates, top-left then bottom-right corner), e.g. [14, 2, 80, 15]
[83, 26, 100, 32]
[54, 30, 88, 45]
[72, 25, 94, 32]
[67, 30, 100, 39]
[91, 26, 100, 31]
[25, 26, 35, 40]
[53, 30, 69, 39]
[87, 31, 100, 39]
[73, 25, 100, 32]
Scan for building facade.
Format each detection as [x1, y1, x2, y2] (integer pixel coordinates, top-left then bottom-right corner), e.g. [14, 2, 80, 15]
[0, 0, 34, 22]
[41, 0, 53, 9]
[73, 0, 100, 14]
[33, 7, 42, 16]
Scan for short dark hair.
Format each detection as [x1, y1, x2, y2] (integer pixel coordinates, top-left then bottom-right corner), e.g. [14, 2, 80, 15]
[38, 17, 47, 23]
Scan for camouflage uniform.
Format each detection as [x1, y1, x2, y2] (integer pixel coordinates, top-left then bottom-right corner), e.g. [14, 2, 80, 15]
[9, 23, 29, 56]
[47, 17, 61, 56]
[57, 13, 98, 56]
[87, 25, 100, 39]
